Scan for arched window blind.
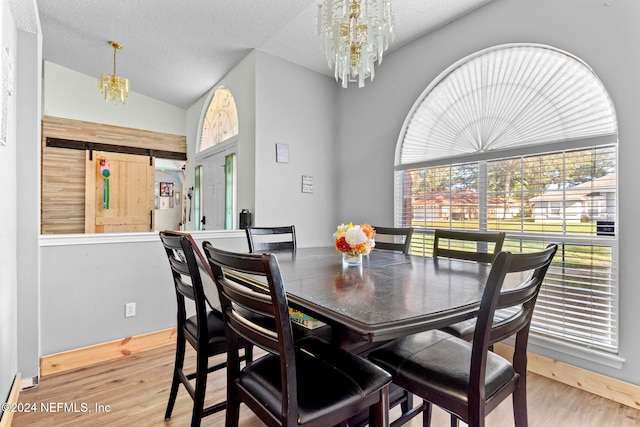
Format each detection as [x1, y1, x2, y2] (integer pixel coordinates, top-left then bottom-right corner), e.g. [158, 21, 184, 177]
[199, 86, 239, 152]
[396, 44, 617, 167]
[394, 44, 619, 354]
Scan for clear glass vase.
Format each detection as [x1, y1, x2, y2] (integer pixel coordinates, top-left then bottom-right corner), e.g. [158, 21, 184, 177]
[342, 252, 363, 267]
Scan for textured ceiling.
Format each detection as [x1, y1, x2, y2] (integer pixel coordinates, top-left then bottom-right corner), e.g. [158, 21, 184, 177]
[36, 0, 494, 109]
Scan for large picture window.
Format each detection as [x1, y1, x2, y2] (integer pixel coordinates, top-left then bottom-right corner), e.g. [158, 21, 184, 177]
[395, 44, 618, 354]
[397, 145, 617, 352]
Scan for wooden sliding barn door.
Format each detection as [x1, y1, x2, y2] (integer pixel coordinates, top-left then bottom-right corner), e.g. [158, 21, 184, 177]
[85, 151, 155, 233]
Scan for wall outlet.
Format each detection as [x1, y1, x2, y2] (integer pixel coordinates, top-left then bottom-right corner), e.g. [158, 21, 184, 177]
[125, 302, 136, 318]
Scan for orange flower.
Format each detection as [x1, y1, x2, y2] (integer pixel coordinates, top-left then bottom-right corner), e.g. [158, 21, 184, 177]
[335, 236, 351, 253]
[352, 243, 367, 253]
[361, 224, 376, 240]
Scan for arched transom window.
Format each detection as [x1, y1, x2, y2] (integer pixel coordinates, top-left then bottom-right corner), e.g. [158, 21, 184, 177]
[200, 86, 239, 152]
[395, 44, 619, 354]
[396, 43, 616, 167]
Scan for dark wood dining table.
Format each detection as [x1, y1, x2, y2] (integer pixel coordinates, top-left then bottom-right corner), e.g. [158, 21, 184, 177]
[267, 246, 491, 349]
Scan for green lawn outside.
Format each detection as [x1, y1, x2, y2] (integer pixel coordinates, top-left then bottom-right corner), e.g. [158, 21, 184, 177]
[408, 219, 612, 267]
[411, 219, 597, 234]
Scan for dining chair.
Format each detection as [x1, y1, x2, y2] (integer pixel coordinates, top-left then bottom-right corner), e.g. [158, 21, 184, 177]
[368, 244, 557, 427]
[159, 230, 253, 427]
[373, 226, 414, 254]
[244, 224, 331, 341]
[433, 229, 506, 341]
[432, 229, 505, 263]
[368, 225, 416, 419]
[245, 225, 296, 253]
[202, 243, 392, 427]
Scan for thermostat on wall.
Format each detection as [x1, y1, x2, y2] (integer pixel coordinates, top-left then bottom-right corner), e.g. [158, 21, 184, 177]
[276, 143, 289, 163]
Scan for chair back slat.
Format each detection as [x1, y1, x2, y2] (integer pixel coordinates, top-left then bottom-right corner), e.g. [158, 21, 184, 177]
[217, 273, 279, 350]
[159, 230, 219, 343]
[245, 225, 297, 253]
[175, 278, 196, 300]
[469, 244, 557, 397]
[372, 226, 414, 254]
[203, 242, 296, 358]
[226, 301, 280, 351]
[489, 246, 557, 344]
[433, 229, 506, 263]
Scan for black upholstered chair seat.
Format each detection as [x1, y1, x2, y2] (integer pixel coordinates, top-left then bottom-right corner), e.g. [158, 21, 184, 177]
[185, 310, 272, 349]
[440, 314, 505, 342]
[369, 330, 516, 405]
[439, 318, 477, 340]
[239, 336, 391, 425]
[184, 312, 226, 346]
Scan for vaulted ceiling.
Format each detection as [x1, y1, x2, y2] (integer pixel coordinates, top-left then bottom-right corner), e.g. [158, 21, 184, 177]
[36, 0, 494, 109]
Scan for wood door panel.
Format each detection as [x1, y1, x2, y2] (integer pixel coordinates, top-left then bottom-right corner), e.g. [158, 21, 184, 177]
[86, 152, 154, 233]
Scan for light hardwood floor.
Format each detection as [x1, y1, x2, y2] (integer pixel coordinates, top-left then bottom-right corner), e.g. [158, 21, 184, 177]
[12, 344, 640, 427]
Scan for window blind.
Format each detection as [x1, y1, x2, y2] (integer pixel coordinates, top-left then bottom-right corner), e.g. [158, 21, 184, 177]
[396, 44, 617, 167]
[396, 145, 618, 353]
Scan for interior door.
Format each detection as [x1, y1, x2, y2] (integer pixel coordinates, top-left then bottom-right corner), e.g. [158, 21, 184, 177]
[85, 151, 155, 233]
[200, 151, 226, 230]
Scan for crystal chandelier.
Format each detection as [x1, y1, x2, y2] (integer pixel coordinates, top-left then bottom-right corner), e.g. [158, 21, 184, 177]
[317, 0, 394, 88]
[98, 41, 129, 104]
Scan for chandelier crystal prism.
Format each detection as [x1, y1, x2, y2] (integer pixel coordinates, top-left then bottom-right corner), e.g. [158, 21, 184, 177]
[317, 0, 394, 88]
[98, 41, 129, 104]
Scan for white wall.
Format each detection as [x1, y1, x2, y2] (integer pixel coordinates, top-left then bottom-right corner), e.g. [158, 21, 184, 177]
[254, 51, 339, 247]
[32, 57, 190, 369]
[36, 49, 341, 355]
[15, 18, 42, 387]
[39, 231, 247, 354]
[17, 0, 640, 392]
[0, 0, 19, 405]
[185, 51, 339, 247]
[43, 61, 187, 135]
[338, 0, 640, 383]
[185, 52, 257, 232]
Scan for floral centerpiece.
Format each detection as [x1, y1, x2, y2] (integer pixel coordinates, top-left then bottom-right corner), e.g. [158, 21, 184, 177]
[334, 223, 376, 266]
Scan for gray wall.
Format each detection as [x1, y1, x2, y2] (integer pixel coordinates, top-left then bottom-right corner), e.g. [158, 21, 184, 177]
[185, 51, 340, 246]
[9, 0, 640, 403]
[185, 52, 257, 232]
[254, 51, 339, 246]
[337, 0, 640, 383]
[38, 51, 340, 355]
[0, 0, 19, 404]
[39, 231, 247, 354]
[43, 61, 187, 134]
[16, 19, 42, 388]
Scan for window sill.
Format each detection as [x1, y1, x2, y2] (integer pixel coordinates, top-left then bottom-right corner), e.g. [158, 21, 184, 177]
[503, 334, 625, 370]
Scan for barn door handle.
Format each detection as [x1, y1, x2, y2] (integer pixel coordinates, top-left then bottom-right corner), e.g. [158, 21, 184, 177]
[149, 210, 153, 231]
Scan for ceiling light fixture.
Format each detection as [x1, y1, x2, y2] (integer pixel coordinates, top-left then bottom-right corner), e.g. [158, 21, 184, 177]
[98, 41, 129, 104]
[317, 0, 394, 88]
